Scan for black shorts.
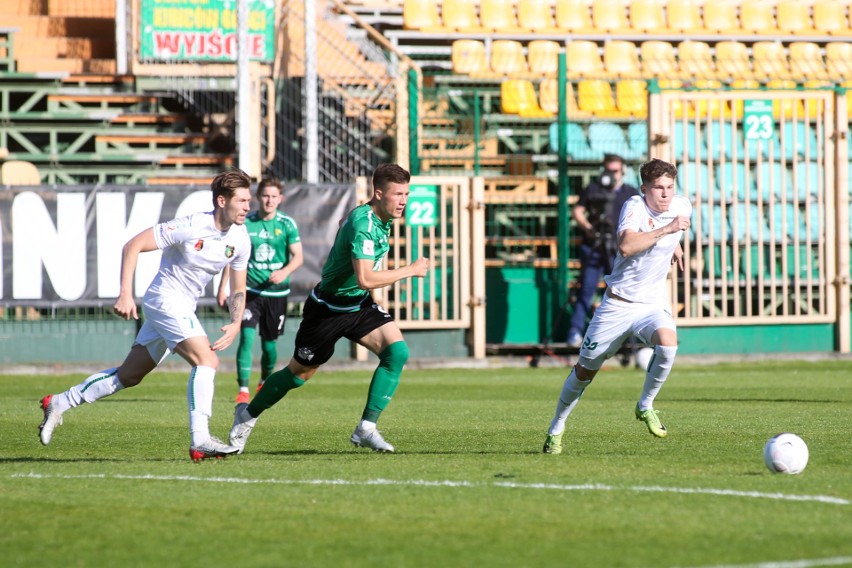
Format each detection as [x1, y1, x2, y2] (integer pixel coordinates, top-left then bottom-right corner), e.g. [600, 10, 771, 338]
[292, 292, 394, 366]
[241, 292, 288, 340]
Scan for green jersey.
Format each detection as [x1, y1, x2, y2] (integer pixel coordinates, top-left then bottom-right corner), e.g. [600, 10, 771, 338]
[244, 210, 301, 297]
[315, 203, 391, 310]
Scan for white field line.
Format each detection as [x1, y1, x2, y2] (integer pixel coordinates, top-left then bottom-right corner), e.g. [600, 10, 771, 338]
[8, 473, 851, 506]
[674, 557, 852, 568]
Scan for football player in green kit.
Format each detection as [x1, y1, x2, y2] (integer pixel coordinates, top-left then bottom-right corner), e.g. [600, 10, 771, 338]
[218, 178, 303, 405]
[229, 163, 429, 453]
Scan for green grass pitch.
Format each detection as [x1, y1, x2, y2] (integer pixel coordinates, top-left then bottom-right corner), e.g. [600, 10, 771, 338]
[2, 361, 851, 567]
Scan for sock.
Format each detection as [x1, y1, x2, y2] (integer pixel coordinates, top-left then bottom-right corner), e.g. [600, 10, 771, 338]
[260, 339, 277, 382]
[188, 366, 216, 446]
[358, 419, 377, 432]
[548, 368, 591, 435]
[361, 341, 409, 423]
[247, 366, 305, 417]
[638, 344, 678, 411]
[54, 367, 124, 413]
[235, 327, 256, 389]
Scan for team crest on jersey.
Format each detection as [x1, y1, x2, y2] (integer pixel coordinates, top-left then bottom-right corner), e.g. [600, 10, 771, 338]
[363, 240, 375, 256]
[225, 245, 235, 258]
[274, 228, 282, 236]
[648, 219, 655, 229]
[194, 239, 204, 251]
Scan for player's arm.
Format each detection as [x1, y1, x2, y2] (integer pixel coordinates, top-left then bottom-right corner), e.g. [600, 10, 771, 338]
[212, 268, 246, 351]
[216, 265, 230, 308]
[114, 227, 159, 320]
[672, 243, 685, 271]
[353, 257, 429, 290]
[571, 204, 593, 237]
[617, 216, 691, 258]
[268, 242, 304, 285]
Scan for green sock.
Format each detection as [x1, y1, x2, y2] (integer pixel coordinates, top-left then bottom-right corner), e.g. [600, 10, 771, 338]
[260, 339, 277, 382]
[235, 327, 256, 389]
[361, 341, 409, 423]
[248, 366, 305, 417]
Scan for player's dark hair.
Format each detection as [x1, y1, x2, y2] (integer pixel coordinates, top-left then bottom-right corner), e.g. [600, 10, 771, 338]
[372, 163, 410, 193]
[211, 168, 251, 204]
[639, 159, 677, 185]
[257, 177, 283, 197]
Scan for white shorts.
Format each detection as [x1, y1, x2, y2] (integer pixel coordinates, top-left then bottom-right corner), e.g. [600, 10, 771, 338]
[134, 296, 207, 365]
[578, 294, 676, 371]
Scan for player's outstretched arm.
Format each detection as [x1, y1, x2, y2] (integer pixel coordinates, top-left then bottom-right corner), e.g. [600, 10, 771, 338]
[114, 228, 158, 320]
[213, 268, 246, 351]
[353, 257, 429, 290]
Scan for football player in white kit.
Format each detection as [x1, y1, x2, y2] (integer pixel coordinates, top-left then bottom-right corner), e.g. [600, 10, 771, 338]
[544, 159, 693, 454]
[38, 169, 253, 461]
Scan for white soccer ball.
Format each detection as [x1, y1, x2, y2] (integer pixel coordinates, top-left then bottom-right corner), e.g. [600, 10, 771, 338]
[763, 433, 809, 474]
[634, 347, 654, 370]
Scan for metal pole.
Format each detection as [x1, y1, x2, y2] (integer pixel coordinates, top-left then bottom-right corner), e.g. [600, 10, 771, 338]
[473, 90, 480, 176]
[115, 0, 127, 75]
[237, 0, 251, 173]
[408, 67, 419, 175]
[305, 0, 319, 183]
[557, 52, 570, 309]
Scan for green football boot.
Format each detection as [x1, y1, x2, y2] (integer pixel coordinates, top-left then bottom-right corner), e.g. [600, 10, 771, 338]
[635, 405, 668, 438]
[542, 432, 563, 454]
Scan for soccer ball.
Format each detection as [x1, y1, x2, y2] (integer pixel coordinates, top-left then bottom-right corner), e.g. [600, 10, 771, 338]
[763, 433, 809, 474]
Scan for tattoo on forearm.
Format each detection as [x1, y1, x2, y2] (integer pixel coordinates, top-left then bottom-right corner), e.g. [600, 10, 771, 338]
[229, 292, 245, 324]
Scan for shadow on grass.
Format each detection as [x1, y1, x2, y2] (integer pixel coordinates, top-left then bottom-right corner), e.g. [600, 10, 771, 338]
[667, 397, 841, 403]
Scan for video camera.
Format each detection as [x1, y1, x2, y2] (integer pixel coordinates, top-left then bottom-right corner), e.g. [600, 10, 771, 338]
[598, 167, 620, 190]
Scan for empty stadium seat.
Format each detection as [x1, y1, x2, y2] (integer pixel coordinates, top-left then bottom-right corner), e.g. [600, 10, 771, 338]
[491, 40, 528, 76]
[566, 41, 604, 79]
[640, 40, 680, 83]
[452, 40, 489, 75]
[716, 162, 755, 201]
[715, 41, 753, 82]
[577, 79, 628, 117]
[501, 79, 553, 117]
[777, 0, 816, 35]
[783, 122, 820, 161]
[518, 0, 556, 32]
[588, 121, 632, 157]
[616, 79, 648, 119]
[679, 162, 712, 204]
[604, 41, 641, 78]
[706, 121, 746, 161]
[539, 79, 589, 117]
[548, 122, 604, 160]
[592, 0, 629, 32]
[792, 161, 823, 200]
[673, 122, 708, 160]
[629, 0, 665, 32]
[730, 203, 773, 241]
[766, 80, 806, 119]
[403, 0, 440, 29]
[555, 0, 594, 31]
[739, 0, 779, 34]
[813, 0, 851, 35]
[0, 160, 41, 185]
[825, 42, 852, 82]
[789, 42, 828, 82]
[480, 0, 520, 32]
[627, 122, 649, 157]
[752, 41, 792, 82]
[677, 40, 716, 81]
[702, 0, 740, 34]
[755, 162, 794, 201]
[528, 40, 560, 76]
[666, 0, 702, 33]
[441, 0, 479, 31]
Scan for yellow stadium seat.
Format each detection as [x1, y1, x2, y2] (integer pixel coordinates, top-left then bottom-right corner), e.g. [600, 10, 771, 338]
[604, 40, 641, 78]
[539, 79, 590, 117]
[452, 40, 489, 76]
[777, 0, 816, 35]
[715, 40, 753, 82]
[480, 0, 520, 32]
[753, 41, 792, 82]
[729, 79, 762, 118]
[677, 40, 715, 81]
[767, 79, 806, 119]
[441, 0, 479, 31]
[702, 0, 740, 33]
[403, 0, 440, 29]
[629, 0, 666, 32]
[501, 79, 553, 117]
[640, 40, 681, 82]
[528, 40, 561, 76]
[813, 0, 851, 35]
[592, 0, 629, 32]
[789, 42, 828, 82]
[491, 40, 528, 76]
[826, 42, 852, 82]
[556, 0, 594, 31]
[0, 160, 41, 185]
[566, 40, 604, 79]
[616, 79, 648, 118]
[802, 79, 831, 117]
[666, 0, 702, 33]
[578, 79, 630, 117]
[518, 0, 557, 32]
[739, 1, 779, 34]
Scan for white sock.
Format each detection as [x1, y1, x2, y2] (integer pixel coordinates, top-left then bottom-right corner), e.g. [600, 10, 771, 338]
[638, 344, 678, 411]
[54, 368, 124, 413]
[188, 366, 216, 446]
[358, 419, 377, 431]
[548, 369, 591, 435]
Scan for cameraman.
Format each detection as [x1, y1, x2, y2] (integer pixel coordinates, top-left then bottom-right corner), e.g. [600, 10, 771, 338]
[566, 154, 639, 348]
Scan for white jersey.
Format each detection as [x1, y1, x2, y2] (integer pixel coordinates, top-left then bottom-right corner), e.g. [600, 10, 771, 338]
[604, 194, 693, 304]
[145, 211, 251, 308]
